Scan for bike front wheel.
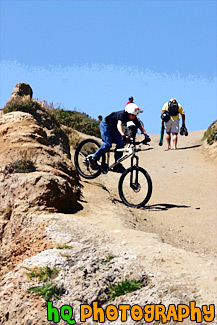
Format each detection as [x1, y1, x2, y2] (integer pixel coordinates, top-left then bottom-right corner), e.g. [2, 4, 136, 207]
[118, 166, 152, 208]
[74, 138, 105, 179]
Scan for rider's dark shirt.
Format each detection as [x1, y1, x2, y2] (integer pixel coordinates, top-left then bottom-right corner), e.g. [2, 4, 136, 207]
[105, 110, 141, 129]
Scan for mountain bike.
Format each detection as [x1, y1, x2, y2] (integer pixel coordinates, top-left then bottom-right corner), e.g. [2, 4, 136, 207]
[74, 137, 152, 208]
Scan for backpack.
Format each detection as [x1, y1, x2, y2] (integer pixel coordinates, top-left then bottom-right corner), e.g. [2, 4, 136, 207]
[168, 101, 179, 116]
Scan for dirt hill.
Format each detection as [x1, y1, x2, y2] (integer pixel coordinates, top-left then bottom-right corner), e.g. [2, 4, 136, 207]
[0, 127, 216, 324]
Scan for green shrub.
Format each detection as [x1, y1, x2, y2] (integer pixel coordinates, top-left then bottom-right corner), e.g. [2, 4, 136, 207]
[56, 245, 72, 249]
[101, 255, 116, 264]
[3, 97, 34, 114]
[25, 266, 64, 301]
[108, 279, 142, 300]
[44, 104, 101, 137]
[27, 282, 64, 302]
[3, 98, 61, 131]
[203, 120, 217, 145]
[5, 159, 36, 174]
[208, 130, 217, 144]
[4, 149, 36, 174]
[4, 98, 100, 138]
[24, 266, 59, 282]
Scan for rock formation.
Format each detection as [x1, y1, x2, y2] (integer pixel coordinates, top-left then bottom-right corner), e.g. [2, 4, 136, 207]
[8, 82, 33, 103]
[0, 84, 81, 279]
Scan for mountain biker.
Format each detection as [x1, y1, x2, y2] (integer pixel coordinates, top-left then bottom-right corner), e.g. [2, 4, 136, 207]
[90, 103, 150, 173]
[161, 98, 186, 150]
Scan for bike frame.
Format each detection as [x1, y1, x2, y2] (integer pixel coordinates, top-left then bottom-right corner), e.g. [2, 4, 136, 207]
[106, 145, 134, 170]
[105, 140, 144, 172]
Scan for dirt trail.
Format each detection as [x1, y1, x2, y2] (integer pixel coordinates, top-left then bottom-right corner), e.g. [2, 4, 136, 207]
[122, 131, 217, 258]
[83, 130, 217, 258]
[52, 130, 217, 306]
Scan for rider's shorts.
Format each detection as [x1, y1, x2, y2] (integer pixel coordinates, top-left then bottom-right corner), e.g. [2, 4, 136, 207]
[165, 119, 179, 134]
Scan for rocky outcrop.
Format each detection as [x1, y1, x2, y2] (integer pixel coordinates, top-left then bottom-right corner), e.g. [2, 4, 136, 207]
[0, 110, 79, 214]
[0, 91, 81, 279]
[0, 231, 149, 325]
[3, 98, 71, 158]
[8, 82, 33, 103]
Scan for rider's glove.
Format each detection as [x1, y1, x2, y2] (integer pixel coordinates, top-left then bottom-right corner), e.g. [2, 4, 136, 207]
[123, 135, 133, 144]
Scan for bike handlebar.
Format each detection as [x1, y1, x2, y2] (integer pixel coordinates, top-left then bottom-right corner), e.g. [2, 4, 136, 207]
[133, 140, 149, 146]
[133, 136, 151, 146]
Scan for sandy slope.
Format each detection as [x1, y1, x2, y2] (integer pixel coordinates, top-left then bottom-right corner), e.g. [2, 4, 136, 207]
[77, 130, 217, 258]
[1, 130, 216, 324]
[59, 130, 217, 306]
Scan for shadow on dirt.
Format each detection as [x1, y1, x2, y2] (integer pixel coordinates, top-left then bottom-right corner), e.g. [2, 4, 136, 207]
[83, 180, 110, 192]
[68, 202, 84, 213]
[110, 200, 191, 211]
[141, 147, 154, 151]
[142, 203, 191, 211]
[177, 144, 201, 150]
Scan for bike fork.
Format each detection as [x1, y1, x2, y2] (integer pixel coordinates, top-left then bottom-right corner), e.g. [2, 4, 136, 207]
[130, 155, 139, 186]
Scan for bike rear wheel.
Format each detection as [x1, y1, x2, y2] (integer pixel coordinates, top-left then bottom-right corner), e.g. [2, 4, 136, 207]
[74, 138, 105, 179]
[118, 166, 152, 208]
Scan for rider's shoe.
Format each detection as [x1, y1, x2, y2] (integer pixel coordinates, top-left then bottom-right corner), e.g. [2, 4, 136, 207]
[89, 157, 99, 170]
[100, 163, 108, 174]
[112, 164, 126, 173]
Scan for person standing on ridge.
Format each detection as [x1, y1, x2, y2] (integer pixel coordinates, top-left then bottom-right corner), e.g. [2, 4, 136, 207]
[126, 96, 134, 105]
[161, 98, 186, 150]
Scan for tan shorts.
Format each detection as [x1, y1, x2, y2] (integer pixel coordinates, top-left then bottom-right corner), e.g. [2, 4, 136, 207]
[165, 119, 179, 134]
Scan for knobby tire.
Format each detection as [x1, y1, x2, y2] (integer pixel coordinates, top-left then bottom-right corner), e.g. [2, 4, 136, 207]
[74, 138, 105, 179]
[118, 166, 152, 208]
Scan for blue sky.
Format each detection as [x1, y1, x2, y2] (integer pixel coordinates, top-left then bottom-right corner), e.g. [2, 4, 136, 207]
[0, 0, 216, 134]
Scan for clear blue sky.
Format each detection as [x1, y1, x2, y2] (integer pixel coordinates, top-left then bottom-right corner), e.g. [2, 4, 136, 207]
[0, 0, 216, 133]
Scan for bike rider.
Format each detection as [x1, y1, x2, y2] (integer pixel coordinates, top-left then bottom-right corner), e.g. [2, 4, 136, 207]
[90, 103, 150, 173]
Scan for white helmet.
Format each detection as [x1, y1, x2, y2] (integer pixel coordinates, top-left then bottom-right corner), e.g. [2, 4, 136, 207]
[125, 103, 143, 116]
